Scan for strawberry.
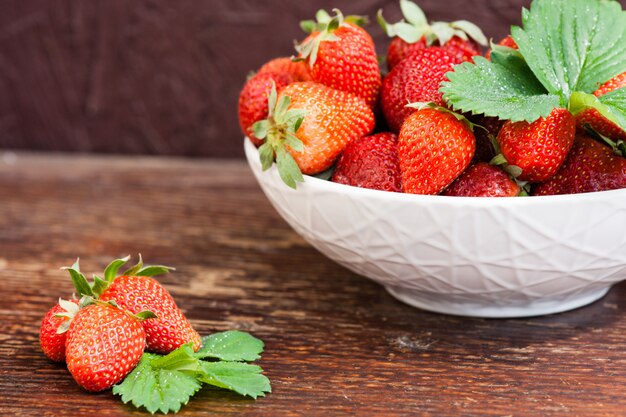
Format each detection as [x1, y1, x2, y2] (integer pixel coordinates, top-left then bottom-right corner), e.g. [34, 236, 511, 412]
[332, 133, 402, 192]
[533, 135, 626, 195]
[100, 275, 201, 354]
[575, 72, 626, 142]
[378, 0, 487, 70]
[496, 108, 576, 182]
[64, 256, 201, 355]
[258, 57, 312, 82]
[398, 106, 475, 194]
[296, 10, 381, 108]
[239, 71, 295, 146]
[39, 298, 79, 362]
[471, 116, 504, 163]
[252, 81, 375, 188]
[381, 47, 464, 133]
[65, 303, 146, 392]
[442, 162, 521, 197]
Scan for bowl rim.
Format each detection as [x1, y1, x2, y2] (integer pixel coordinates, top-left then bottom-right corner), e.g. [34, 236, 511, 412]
[244, 138, 626, 206]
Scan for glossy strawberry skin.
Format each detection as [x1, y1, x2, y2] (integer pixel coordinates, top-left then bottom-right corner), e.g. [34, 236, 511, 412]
[303, 23, 381, 108]
[399, 109, 475, 195]
[258, 57, 312, 82]
[39, 300, 79, 362]
[575, 72, 626, 141]
[239, 71, 295, 146]
[387, 35, 480, 71]
[280, 82, 375, 175]
[381, 48, 464, 133]
[533, 135, 626, 196]
[497, 108, 576, 182]
[443, 163, 520, 197]
[100, 275, 201, 354]
[332, 133, 402, 192]
[65, 304, 145, 392]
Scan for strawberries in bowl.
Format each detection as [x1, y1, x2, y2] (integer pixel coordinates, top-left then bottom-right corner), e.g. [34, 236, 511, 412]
[240, 0, 626, 317]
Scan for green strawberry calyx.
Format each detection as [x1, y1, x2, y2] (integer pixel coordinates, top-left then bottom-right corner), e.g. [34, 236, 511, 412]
[296, 9, 368, 68]
[53, 297, 80, 334]
[252, 82, 308, 189]
[81, 296, 157, 321]
[488, 137, 531, 194]
[62, 255, 175, 299]
[377, 0, 487, 47]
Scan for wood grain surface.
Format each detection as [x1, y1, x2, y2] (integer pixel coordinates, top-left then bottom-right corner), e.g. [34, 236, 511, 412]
[0, 152, 625, 417]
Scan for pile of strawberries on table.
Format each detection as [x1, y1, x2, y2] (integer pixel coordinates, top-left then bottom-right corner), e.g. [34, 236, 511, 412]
[239, 0, 626, 197]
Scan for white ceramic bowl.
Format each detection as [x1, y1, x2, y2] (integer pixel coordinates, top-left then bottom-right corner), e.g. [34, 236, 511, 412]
[245, 139, 626, 318]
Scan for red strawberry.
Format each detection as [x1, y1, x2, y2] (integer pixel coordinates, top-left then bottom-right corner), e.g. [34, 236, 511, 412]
[100, 275, 201, 354]
[239, 71, 295, 146]
[258, 57, 312, 82]
[39, 298, 79, 362]
[486, 36, 518, 60]
[443, 163, 520, 197]
[65, 303, 145, 392]
[471, 116, 504, 163]
[497, 108, 576, 182]
[296, 10, 381, 108]
[332, 133, 402, 192]
[575, 72, 626, 141]
[378, 0, 486, 70]
[398, 107, 475, 194]
[252, 81, 375, 187]
[533, 135, 626, 196]
[386, 35, 481, 71]
[381, 47, 464, 132]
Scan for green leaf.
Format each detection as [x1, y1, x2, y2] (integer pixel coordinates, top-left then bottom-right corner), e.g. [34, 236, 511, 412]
[258, 143, 275, 171]
[91, 275, 109, 297]
[103, 255, 130, 283]
[570, 90, 626, 133]
[135, 265, 175, 277]
[451, 20, 488, 46]
[134, 310, 158, 320]
[512, 0, 626, 102]
[252, 120, 269, 140]
[284, 133, 304, 153]
[152, 343, 205, 373]
[400, 0, 427, 28]
[275, 147, 305, 189]
[122, 255, 144, 276]
[441, 57, 561, 122]
[430, 22, 455, 46]
[196, 331, 265, 362]
[62, 259, 94, 298]
[200, 362, 271, 399]
[300, 19, 316, 34]
[393, 21, 422, 43]
[267, 82, 277, 118]
[273, 95, 291, 124]
[113, 353, 202, 415]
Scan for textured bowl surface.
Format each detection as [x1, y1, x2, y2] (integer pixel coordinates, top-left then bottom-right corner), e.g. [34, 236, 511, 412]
[245, 139, 626, 318]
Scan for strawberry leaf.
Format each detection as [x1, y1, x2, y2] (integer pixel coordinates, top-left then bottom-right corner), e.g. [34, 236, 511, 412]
[113, 353, 202, 414]
[196, 330, 265, 362]
[200, 362, 271, 399]
[62, 259, 94, 298]
[441, 56, 561, 122]
[512, 0, 626, 102]
[103, 256, 130, 283]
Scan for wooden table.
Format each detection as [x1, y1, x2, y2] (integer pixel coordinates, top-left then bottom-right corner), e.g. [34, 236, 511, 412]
[1, 152, 624, 417]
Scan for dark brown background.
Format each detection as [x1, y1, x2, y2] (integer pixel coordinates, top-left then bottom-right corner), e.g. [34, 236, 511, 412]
[1, 0, 623, 158]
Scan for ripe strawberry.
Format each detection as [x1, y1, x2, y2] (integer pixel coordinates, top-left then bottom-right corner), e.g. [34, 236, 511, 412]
[100, 275, 201, 354]
[378, 0, 486, 70]
[496, 108, 575, 182]
[471, 116, 504, 163]
[575, 72, 626, 141]
[258, 57, 312, 82]
[239, 71, 295, 146]
[398, 107, 475, 194]
[252, 81, 375, 188]
[296, 10, 381, 108]
[533, 135, 626, 196]
[332, 133, 402, 192]
[442, 163, 520, 197]
[65, 303, 145, 392]
[381, 47, 464, 132]
[39, 298, 79, 362]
